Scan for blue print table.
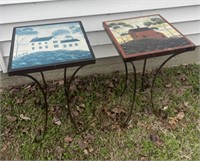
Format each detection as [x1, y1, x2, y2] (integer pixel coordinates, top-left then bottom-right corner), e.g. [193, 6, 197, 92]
[8, 21, 96, 140]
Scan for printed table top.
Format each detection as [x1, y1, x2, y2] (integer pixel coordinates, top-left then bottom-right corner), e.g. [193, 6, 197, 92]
[8, 21, 95, 75]
[103, 14, 196, 62]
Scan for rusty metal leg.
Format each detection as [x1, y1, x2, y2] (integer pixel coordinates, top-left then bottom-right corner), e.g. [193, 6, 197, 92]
[123, 61, 137, 126]
[64, 66, 85, 129]
[151, 54, 176, 113]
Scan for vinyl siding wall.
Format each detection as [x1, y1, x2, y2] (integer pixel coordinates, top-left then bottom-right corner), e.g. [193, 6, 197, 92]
[0, 0, 199, 73]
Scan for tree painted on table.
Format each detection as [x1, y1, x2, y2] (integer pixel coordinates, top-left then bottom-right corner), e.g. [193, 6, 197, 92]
[108, 22, 134, 43]
[143, 17, 174, 37]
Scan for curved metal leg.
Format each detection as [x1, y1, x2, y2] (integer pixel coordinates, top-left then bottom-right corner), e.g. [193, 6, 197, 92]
[141, 59, 147, 92]
[120, 62, 128, 97]
[41, 71, 47, 88]
[151, 54, 177, 113]
[64, 65, 85, 129]
[124, 61, 137, 126]
[20, 73, 48, 141]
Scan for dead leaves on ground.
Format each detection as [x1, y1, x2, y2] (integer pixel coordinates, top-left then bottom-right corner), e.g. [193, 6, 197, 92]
[61, 131, 95, 156]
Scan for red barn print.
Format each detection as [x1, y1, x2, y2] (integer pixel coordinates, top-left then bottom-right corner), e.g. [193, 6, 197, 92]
[128, 26, 166, 40]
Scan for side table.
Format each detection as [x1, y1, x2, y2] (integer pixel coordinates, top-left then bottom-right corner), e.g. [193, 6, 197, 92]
[103, 14, 196, 125]
[8, 21, 95, 139]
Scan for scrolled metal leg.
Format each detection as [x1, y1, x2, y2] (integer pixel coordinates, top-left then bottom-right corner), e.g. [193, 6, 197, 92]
[120, 62, 128, 97]
[41, 71, 47, 88]
[123, 61, 137, 126]
[150, 54, 177, 113]
[64, 66, 85, 129]
[141, 59, 147, 92]
[20, 73, 48, 141]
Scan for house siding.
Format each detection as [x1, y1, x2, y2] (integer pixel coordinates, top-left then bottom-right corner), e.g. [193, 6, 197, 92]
[0, 0, 199, 73]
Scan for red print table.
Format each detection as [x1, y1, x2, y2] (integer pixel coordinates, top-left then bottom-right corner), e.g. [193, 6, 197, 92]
[8, 21, 95, 139]
[103, 14, 196, 125]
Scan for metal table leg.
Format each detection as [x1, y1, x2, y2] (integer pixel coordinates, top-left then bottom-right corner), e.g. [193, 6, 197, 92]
[63, 65, 85, 130]
[150, 54, 177, 113]
[123, 62, 137, 126]
[19, 72, 48, 141]
[120, 62, 128, 97]
[120, 61, 137, 126]
[141, 59, 147, 92]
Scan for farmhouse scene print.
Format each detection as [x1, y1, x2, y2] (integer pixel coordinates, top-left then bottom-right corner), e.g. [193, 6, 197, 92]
[12, 22, 92, 69]
[106, 15, 191, 55]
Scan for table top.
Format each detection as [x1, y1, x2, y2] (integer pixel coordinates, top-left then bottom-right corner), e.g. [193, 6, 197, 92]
[103, 14, 196, 62]
[8, 21, 95, 75]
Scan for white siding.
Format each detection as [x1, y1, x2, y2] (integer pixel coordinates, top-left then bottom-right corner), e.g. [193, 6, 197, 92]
[0, 0, 200, 73]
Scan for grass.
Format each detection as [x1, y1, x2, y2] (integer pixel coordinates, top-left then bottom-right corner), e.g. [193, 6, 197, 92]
[0, 64, 199, 160]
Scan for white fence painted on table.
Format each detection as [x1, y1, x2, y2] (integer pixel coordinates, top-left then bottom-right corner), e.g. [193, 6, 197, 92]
[0, 0, 200, 73]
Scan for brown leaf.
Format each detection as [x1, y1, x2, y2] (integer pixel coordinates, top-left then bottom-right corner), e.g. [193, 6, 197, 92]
[150, 133, 160, 142]
[5, 115, 17, 122]
[178, 74, 186, 81]
[83, 149, 89, 155]
[22, 127, 30, 134]
[48, 87, 56, 92]
[16, 98, 24, 104]
[162, 97, 169, 106]
[150, 133, 164, 147]
[79, 103, 86, 109]
[20, 114, 31, 121]
[9, 88, 20, 94]
[78, 96, 84, 102]
[53, 117, 62, 126]
[111, 107, 121, 114]
[58, 80, 64, 85]
[168, 117, 178, 129]
[88, 147, 94, 153]
[85, 133, 94, 142]
[25, 84, 32, 89]
[176, 111, 185, 120]
[140, 156, 149, 161]
[64, 136, 73, 143]
[77, 139, 88, 149]
[184, 102, 189, 107]
[111, 106, 126, 114]
[55, 146, 64, 156]
[109, 82, 114, 88]
[162, 106, 168, 111]
[86, 86, 93, 91]
[71, 110, 79, 117]
[164, 83, 172, 88]
[110, 113, 116, 120]
[70, 84, 77, 91]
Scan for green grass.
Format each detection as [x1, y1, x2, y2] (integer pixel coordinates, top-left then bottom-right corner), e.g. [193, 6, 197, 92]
[0, 64, 199, 160]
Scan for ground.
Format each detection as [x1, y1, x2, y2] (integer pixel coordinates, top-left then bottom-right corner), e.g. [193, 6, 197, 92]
[0, 64, 199, 160]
